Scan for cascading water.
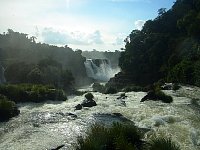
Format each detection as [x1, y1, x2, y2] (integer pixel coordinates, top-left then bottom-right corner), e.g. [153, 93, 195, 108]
[0, 86, 200, 150]
[0, 63, 6, 84]
[84, 59, 120, 82]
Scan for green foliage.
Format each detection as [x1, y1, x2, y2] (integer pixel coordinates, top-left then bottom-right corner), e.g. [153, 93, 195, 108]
[105, 87, 118, 94]
[167, 59, 195, 84]
[85, 93, 94, 100]
[155, 91, 173, 103]
[0, 94, 19, 121]
[76, 123, 142, 150]
[0, 84, 67, 103]
[148, 138, 180, 150]
[4, 59, 75, 90]
[119, 0, 200, 87]
[0, 29, 88, 86]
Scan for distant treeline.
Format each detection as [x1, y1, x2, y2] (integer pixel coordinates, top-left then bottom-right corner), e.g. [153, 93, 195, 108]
[119, 0, 200, 86]
[0, 30, 122, 87]
[0, 29, 88, 86]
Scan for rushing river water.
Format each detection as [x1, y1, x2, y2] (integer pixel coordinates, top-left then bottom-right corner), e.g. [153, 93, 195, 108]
[0, 85, 200, 150]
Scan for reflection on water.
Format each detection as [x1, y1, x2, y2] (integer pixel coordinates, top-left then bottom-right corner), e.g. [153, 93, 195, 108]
[0, 86, 200, 150]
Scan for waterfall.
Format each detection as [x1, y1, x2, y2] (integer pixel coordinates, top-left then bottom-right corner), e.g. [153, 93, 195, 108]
[84, 59, 120, 82]
[0, 63, 6, 84]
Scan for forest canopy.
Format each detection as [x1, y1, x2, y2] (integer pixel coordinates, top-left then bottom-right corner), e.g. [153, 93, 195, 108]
[119, 0, 200, 86]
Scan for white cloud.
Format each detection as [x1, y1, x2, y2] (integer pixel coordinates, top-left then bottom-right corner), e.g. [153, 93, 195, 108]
[0, 0, 133, 51]
[134, 20, 145, 30]
[41, 28, 103, 45]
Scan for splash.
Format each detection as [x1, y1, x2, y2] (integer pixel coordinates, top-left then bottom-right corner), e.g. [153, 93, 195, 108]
[84, 59, 120, 82]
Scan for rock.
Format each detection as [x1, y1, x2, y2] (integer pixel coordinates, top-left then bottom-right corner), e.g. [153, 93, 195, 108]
[161, 83, 180, 91]
[51, 144, 65, 150]
[161, 83, 173, 90]
[112, 113, 123, 117]
[117, 93, 127, 100]
[106, 72, 134, 90]
[81, 99, 97, 107]
[93, 113, 134, 125]
[67, 113, 77, 118]
[141, 90, 173, 103]
[121, 100, 126, 106]
[140, 90, 157, 102]
[75, 104, 82, 110]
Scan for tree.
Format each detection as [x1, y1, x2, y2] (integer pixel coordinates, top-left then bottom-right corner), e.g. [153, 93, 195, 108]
[158, 8, 167, 16]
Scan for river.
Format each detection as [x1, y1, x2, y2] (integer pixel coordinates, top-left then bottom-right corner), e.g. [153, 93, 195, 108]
[0, 85, 200, 150]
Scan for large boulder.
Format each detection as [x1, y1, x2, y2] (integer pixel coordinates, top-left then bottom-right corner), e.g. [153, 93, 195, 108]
[141, 91, 157, 102]
[141, 90, 173, 103]
[75, 104, 82, 110]
[81, 99, 97, 107]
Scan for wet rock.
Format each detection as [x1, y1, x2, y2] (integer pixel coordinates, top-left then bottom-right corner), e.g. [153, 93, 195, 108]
[106, 72, 133, 90]
[161, 83, 173, 90]
[32, 123, 40, 127]
[117, 93, 127, 100]
[112, 113, 123, 117]
[51, 144, 65, 150]
[161, 83, 180, 91]
[67, 113, 77, 118]
[141, 90, 173, 103]
[75, 104, 82, 110]
[93, 113, 133, 125]
[121, 100, 126, 106]
[141, 90, 157, 102]
[81, 99, 97, 107]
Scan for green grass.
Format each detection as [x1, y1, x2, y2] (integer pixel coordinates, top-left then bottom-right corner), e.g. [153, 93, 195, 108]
[75, 123, 181, 150]
[148, 138, 181, 150]
[76, 123, 143, 150]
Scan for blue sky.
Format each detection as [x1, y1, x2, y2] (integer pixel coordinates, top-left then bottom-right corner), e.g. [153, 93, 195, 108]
[0, 0, 175, 51]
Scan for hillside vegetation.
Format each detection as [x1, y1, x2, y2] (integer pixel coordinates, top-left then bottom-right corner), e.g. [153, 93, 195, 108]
[119, 0, 200, 86]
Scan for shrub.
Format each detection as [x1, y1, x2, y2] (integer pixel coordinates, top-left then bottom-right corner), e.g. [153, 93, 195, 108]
[0, 84, 67, 103]
[148, 138, 180, 150]
[141, 89, 173, 103]
[85, 93, 94, 100]
[156, 91, 173, 103]
[105, 87, 117, 94]
[0, 94, 20, 121]
[76, 123, 143, 150]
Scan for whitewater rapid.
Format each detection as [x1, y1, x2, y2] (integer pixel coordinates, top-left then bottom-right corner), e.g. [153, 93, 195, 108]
[0, 85, 200, 150]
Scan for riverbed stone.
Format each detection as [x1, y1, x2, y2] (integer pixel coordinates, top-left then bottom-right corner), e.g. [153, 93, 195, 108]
[75, 104, 82, 110]
[81, 99, 97, 107]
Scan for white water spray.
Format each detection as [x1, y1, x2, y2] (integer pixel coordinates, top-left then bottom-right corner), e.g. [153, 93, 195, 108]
[0, 86, 200, 150]
[84, 59, 120, 82]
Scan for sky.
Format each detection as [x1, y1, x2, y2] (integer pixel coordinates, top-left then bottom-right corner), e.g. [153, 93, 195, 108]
[0, 0, 175, 51]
